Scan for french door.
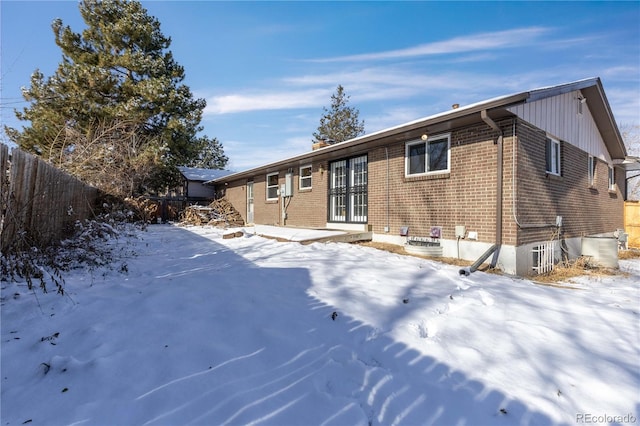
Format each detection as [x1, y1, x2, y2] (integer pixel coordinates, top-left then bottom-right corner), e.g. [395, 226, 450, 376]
[328, 155, 367, 223]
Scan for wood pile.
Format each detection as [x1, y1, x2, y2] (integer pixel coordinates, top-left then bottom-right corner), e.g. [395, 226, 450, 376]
[125, 197, 158, 223]
[180, 199, 244, 227]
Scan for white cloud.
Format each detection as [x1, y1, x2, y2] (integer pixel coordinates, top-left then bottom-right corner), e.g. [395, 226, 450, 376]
[365, 107, 425, 133]
[224, 136, 311, 170]
[204, 89, 330, 115]
[307, 27, 551, 63]
[606, 88, 640, 125]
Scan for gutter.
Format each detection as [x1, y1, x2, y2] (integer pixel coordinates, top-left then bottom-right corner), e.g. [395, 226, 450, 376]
[205, 93, 529, 185]
[460, 110, 504, 276]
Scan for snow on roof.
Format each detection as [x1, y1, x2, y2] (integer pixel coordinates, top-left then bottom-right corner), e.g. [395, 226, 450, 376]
[210, 77, 623, 183]
[177, 166, 234, 182]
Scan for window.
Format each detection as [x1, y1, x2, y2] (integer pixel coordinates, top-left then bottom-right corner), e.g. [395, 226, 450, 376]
[608, 166, 616, 191]
[588, 156, 596, 186]
[350, 156, 368, 222]
[266, 172, 279, 200]
[405, 134, 450, 176]
[299, 165, 312, 190]
[545, 137, 561, 175]
[328, 155, 367, 223]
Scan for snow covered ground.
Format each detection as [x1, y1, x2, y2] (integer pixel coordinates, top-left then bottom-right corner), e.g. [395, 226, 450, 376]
[2, 224, 639, 426]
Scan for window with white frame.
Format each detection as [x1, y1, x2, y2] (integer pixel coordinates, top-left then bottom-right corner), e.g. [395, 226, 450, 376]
[588, 156, 596, 186]
[545, 137, 561, 175]
[608, 166, 616, 191]
[266, 172, 279, 200]
[405, 134, 450, 176]
[299, 165, 312, 190]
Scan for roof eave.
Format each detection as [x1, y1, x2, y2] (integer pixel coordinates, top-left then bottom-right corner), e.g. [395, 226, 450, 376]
[207, 78, 627, 184]
[207, 93, 528, 184]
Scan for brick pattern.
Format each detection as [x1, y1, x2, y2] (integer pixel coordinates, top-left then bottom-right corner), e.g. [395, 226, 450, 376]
[222, 163, 330, 227]
[368, 119, 517, 244]
[221, 116, 623, 247]
[280, 163, 329, 228]
[515, 121, 624, 245]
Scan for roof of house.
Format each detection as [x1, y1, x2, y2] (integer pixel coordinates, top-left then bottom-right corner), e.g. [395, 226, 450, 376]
[208, 77, 627, 183]
[177, 166, 234, 182]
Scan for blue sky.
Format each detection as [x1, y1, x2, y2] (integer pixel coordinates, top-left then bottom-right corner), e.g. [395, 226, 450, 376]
[1, 1, 639, 171]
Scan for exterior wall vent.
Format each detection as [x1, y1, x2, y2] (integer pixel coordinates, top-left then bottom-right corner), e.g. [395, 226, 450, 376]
[532, 242, 554, 274]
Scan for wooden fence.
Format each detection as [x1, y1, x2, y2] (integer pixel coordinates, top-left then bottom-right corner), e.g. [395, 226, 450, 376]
[624, 201, 640, 249]
[1, 144, 99, 253]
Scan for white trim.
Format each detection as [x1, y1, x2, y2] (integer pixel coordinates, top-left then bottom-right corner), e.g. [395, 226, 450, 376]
[546, 136, 561, 176]
[299, 164, 312, 190]
[405, 133, 451, 177]
[266, 172, 279, 201]
[326, 222, 368, 231]
[608, 165, 616, 191]
[588, 155, 596, 186]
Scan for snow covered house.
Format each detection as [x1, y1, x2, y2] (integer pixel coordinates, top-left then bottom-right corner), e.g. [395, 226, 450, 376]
[177, 166, 232, 202]
[207, 78, 632, 276]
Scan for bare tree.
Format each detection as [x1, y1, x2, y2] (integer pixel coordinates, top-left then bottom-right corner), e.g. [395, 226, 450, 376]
[621, 123, 640, 200]
[50, 119, 164, 197]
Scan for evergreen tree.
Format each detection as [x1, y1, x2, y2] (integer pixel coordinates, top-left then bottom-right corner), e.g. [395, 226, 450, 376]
[5, 0, 226, 194]
[312, 85, 365, 144]
[186, 136, 229, 169]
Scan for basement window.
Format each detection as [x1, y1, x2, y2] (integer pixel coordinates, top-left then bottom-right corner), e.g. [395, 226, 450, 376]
[299, 165, 312, 190]
[266, 172, 279, 200]
[545, 137, 561, 176]
[532, 242, 555, 274]
[405, 133, 450, 176]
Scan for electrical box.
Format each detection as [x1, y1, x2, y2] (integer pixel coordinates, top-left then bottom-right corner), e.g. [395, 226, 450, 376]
[455, 225, 466, 238]
[430, 226, 442, 239]
[468, 231, 478, 240]
[556, 215, 563, 227]
[284, 172, 293, 197]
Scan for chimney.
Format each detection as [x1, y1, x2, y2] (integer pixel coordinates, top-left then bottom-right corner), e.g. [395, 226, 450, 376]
[312, 139, 331, 151]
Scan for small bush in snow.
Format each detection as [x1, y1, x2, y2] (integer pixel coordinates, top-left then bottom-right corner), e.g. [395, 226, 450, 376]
[1, 212, 142, 295]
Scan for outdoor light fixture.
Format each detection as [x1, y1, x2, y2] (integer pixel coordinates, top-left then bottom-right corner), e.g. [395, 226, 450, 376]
[421, 133, 428, 141]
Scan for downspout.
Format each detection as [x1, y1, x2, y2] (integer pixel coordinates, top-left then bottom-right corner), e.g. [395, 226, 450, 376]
[482, 110, 503, 269]
[460, 110, 503, 275]
[481, 110, 503, 249]
[385, 146, 390, 232]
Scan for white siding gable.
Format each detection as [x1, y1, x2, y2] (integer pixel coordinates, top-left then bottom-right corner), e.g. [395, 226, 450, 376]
[187, 181, 215, 198]
[506, 90, 611, 163]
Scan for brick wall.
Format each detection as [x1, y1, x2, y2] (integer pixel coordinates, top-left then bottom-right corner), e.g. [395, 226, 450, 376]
[223, 162, 329, 227]
[281, 162, 329, 228]
[223, 179, 248, 222]
[221, 116, 623, 248]
[369, 119, 517, 245]
[515, 120, 624, 245]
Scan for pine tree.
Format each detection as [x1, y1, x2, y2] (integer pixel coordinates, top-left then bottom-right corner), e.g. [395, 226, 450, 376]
[312, 85, 365, 144]
[5, 0, 226, 194]
[187, 136, 229, 169]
